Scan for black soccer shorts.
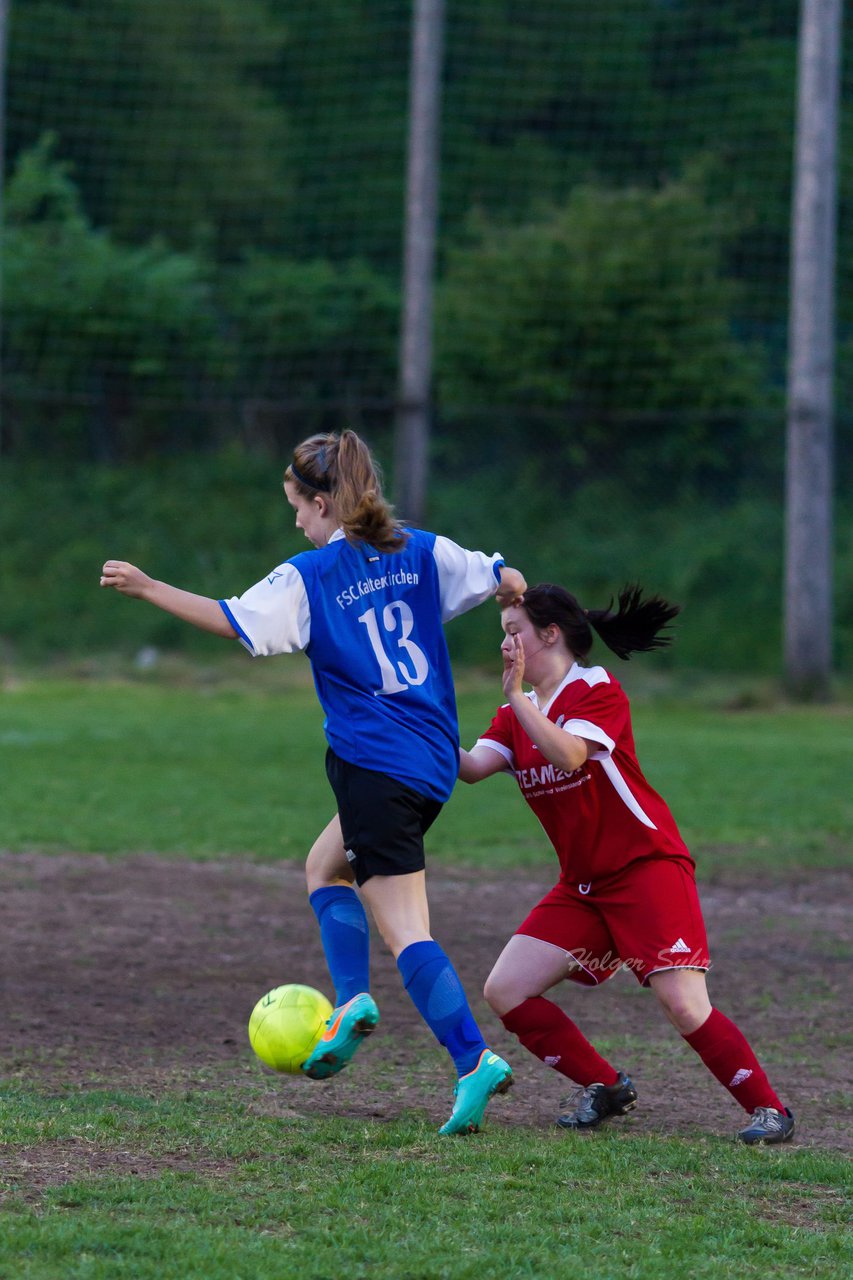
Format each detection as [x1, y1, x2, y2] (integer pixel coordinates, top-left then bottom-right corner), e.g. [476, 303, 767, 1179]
[325, 748, 443, 886]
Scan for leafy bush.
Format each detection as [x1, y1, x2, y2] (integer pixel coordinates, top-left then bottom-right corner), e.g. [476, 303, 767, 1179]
[1, 139, 401, 461]
[8, 0, 293, 257]
[435, 176, 770, 492]
[2, 137, 228, 460]
[222, 254, 399, 449]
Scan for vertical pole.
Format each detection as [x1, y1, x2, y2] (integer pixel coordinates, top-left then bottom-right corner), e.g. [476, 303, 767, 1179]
[784, 0, 843, 699]
[394, 0, 445, 525]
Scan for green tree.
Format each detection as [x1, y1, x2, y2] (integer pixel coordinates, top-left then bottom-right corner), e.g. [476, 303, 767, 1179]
[7, 0, 292, 257]
[2, 138, 227, 459]
[435, 176, 767, 488]
[222, 253, 400, 449]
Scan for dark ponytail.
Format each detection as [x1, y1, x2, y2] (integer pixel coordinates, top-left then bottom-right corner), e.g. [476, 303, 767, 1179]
[521, 583, 679, 661]
[285, 430, 408, 553]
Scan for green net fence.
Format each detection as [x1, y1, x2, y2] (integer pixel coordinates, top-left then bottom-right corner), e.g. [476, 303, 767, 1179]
[2, 0, 851, 667]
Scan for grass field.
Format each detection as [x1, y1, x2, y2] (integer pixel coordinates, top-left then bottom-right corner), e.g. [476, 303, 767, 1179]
[1, 660, 851, 1279]
[0, 1089, 849, 1280]
[1, 659, 850, 873]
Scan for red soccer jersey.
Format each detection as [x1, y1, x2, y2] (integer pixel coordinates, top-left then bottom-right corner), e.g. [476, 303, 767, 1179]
[475, 663, 693, 884]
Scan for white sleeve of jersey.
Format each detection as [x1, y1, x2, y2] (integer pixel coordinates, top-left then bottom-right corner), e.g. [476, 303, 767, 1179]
[473, 737, 515, 770]
[563, 719, 615, 759]
[218, 563, 310, 656]
[432, 535, 504, 623]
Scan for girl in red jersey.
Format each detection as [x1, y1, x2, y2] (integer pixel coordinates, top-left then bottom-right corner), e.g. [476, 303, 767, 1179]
[460, 583, 795, 1145]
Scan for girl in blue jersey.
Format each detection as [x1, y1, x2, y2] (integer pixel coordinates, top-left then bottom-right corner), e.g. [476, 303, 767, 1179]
[101, 429, 525, 1135]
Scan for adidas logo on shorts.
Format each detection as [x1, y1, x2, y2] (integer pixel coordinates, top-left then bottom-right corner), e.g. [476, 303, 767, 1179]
[668, 938, 691, 954]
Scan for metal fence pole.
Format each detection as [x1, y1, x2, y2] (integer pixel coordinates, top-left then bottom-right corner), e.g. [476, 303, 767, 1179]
[394, 0, 445, 525]
[784, 0, 843, 699]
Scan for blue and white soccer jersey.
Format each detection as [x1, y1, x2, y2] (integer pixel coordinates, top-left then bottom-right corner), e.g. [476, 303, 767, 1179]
[219, 529, 503, 803]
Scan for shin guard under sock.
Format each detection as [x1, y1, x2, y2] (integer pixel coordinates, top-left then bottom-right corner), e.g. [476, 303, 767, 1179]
[683, 1007, 784, 1113]
[502, 996, 619, 1087]
[397, 940, 487, 1077]
[308, 886, 370, 1007]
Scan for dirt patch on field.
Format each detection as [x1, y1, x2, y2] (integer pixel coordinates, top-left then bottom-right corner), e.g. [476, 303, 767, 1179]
[0, 853, 849, 1152]
[0, 1138, 236, 1202]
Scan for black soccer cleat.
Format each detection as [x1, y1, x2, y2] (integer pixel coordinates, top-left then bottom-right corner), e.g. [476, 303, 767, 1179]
[737, 1106, 795, 1146]
[557, 1070, 638, 1130]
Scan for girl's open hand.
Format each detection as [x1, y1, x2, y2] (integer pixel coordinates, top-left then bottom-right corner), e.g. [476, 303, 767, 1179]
[502, 632, 526, 701]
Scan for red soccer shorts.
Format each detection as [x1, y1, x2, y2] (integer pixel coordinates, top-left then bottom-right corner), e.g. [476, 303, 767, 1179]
[515, 856, 711, 988]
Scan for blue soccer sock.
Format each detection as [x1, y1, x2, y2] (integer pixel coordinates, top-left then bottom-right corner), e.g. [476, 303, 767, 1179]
[397, 939, 488, 1077]
[309, 886, 370, 1007]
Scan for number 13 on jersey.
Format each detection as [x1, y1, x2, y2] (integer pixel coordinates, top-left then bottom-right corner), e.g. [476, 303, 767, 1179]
[358, 601, 430, 695]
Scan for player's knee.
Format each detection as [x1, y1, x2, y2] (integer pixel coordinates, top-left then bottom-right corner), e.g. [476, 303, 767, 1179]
[653, 978, 711, 1034]
[305, 862, 354, 895]
[304, 853, 328, 894]
[483, 970, 514, 1017]
[305, 839, 353, 895]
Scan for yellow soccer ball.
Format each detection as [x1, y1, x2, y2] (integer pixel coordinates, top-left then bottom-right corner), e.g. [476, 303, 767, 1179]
[248, 983, 333, 1074]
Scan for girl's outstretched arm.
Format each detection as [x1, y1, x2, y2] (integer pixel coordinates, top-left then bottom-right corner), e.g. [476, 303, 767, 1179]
[459, 745, 508, 784]
[100, 560, 237, 638]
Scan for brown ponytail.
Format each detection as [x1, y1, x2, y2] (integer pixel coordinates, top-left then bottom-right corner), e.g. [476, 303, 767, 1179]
[285, 430, 408, 553]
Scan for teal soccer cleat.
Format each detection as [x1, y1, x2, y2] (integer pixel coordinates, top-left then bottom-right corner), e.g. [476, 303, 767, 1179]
[439, 1050, 513, 1135]
[301, 992, 380, 1080]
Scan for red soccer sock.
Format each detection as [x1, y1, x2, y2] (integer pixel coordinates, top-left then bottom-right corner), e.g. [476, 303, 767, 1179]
[501, 997, 619, 1087]
[683, 1007, 784, 1114]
